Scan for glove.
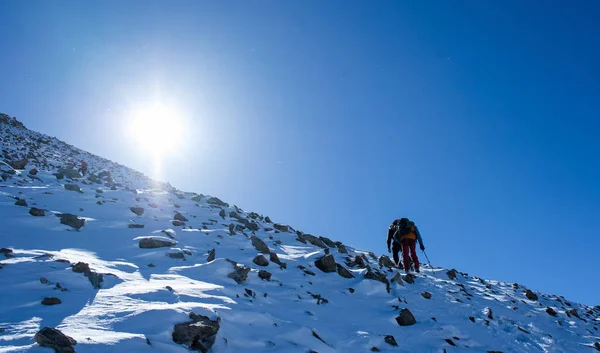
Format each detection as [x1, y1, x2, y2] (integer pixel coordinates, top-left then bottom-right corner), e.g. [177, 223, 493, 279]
[420, 244, 425, 251]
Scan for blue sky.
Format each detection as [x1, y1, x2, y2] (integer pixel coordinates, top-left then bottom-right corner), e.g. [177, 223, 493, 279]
[1, 1, 598, 305]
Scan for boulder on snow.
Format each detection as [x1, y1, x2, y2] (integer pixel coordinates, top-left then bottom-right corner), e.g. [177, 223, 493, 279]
[300, 234, 327, 248]
[365, 266, 391, 293]
[207, 249, 216, 262]
[391, 272, 403, 286]
[273, 223, 289, 232]
[207, 197, 228, 207]
[269, 252, 287, 268]
[64, 184, 83, 193]
[218, 209, 226, 218]
[421, 291, 432, 299]
[174, 212, 188, 222]
[15, 198, 27, 207]
[336, 264, 354, 278]
[172, 313, 220, 352]
[319, 236, 336, 247]
[9, 159, 28, 169]
[29, 168, 38, 175]
[253, 255, 269, 267]
[41, 297, 62, 306]
[337, 243, 349, 254]
[34, 327, 76, 353]
[71, 262, 103, 289]
[139, 237, 176, 249]
[314, 254, 337, 273]
[228, 264, 251, 284]
[546, 307, 558, 317]
[130, 207, 144, 216]
[29, 207, 45, 217]
[384, 335, 398, 346]
[57, 168, 81, 179]
[250, 236, 270, 254]
[258, 270, 272, 281]
[246, 222, 260, 231]
[525, 289, 538, 301]
[447, 269, 458, 280]
[378, 255, 396, 268]
[57, 213, 85, 229]
[396, 308, 417, 326]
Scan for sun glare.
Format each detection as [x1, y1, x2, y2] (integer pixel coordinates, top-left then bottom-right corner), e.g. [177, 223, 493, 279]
[128, 103, 184, 156]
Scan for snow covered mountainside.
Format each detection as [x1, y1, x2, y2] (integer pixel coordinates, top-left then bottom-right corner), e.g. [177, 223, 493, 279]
[1, 112, 599, 353]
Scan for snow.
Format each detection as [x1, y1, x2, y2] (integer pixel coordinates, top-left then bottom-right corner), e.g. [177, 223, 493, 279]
[1, 117, 599, 352]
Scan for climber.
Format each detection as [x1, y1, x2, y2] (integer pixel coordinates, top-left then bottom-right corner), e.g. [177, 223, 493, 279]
[387, 218, 425, 273]
[79, 160, 88, 176]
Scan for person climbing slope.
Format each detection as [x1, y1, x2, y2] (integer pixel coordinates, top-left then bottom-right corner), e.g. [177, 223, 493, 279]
[387, 218, 425, 273]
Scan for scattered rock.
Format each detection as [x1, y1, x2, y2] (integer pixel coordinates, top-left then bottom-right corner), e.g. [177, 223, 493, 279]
[567, 309, 581, 319]
[253, 255, 269, 267]
[250, 236, 270, 254]
[130, 207, 144, 216]
[378, 255, 395, 268]
[445, 338, 456, 346]
[29, 168, 38, 175]
[172, 313, 220, 352]
[337, 243, 348, 254]
[349, 288, 355, 293]
[319, 236, 336, 247]
[258, 270, 272, 281]
[29, 207, 45, 216]
[228, 264, 251, 284]
[546, 307, 558, 317]
[396, 308, 417, 326]
[312, 330, 327, 344]
[64, 184, 83, 193]
[403, 274, 415, 284]
[371, 347, 381, 352]
[469, 316, 475, 323]
[172, 220, 185, 227]
[391, 272, 404, 286]
[384, 335, 398, 346]
[0, 248, 13, 258]
[139, 237, 176, 248]
[40, 277, 51, 285]
[34, 327, 77, 353]
[273, 223, 289, 232]
[71, 262, 103, 288]
[314, 254, 337, 273]
[525, 289, 538, 301]
[41, 297, 62, 306]
[168, 251, 186, 259]
[269, 252, 287, 268]
[447, 269, 457, 280]
[218, 209, 226, 218]
[365, 266, 391, 293]
[207, 197, 228, 207]
[594, 342, 600, 351]
[265, 216, 272, 223]
[298, 265, 316, 276]
[9, 159, 28, 169]
[207, 249, 216, 262]
[246, 222, 260, 231]
[174, 212, 188, 222]
[15, 198, 27, 207]
[301, 234, 327, 248]
[336, 264, 354, 278]
[58, 213, 85, 229]
[421, 291, 432, 299]
[148, 263, 155, 267]
[517, 326, 530, 334]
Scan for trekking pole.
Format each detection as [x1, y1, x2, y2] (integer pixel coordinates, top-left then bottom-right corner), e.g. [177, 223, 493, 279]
[422, 250, 435, 276]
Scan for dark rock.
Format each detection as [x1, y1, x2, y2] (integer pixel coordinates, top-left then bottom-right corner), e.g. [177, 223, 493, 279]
[71, 262, 103, 288]
[269, 252, 287, 268]
[258, 270, 272, 281]
[128, 223, 144, 229]
[250, 236, 270, 254]
[172, 313, 220, 352]
[546, 307, 558, 317]
[228, 264, 251, 284]
[403, 274, 415, 284]
[319, 236, 336, 247]
[336, 264, 354, 278]
[365, 266, 391, 293]
[445, 338, 456, 346]
[273, 223, 289, 232]
[337, 243, 349, 254]
[447, 269, 457, 280]
[29, 168, 38, 175]
[371, 347, 381, 352]
[207, 249, 216, 262]
[174, 212, 188, 222]
[594, 342, 600, 351]
[265, 216, 272, 223]
[29, 207, 45, 216]
[218, 209, 226, 218]
[139, 238, 176, 248]
[34, 327, 76, 353]
[486, 307, 494, 319]
[396, 308, 417, 326]
[314, 254, 337, 273]
[1, 248, 13, 258]
[391, 272, 404, 285]
[246, 222, 260, 231]
[207, 197, 229, 207]
[40, 277, 51, 285]
[58, 213, 85, 229]
[469, 316, 475, 323]
[172, 220, 185, 227]
[421, 291, 432, 299]
[349, 288, 355, 293]
[253, 255, 269, 267]
[58, 168, 81, 179]
[9, 159, 28, 169]
[525, 289, 538, 301]
[378, 255, 395, 268]
[298, 265, 316, 276]
[15, 198, 27, 207]
[41, 297, 62, 306]
[301, 234, 327, 248]
[384, 335, 398, 346]
[168, 251, 186, 259]
[567, 309, 581, 319]
[130, 207, 144, 216]
[64, 184, 83, 193]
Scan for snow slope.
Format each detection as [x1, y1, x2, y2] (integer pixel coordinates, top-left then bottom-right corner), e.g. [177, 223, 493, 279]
[1, 113, 599, 353]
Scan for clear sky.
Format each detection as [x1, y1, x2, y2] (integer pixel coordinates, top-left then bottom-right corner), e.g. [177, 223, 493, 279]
[1, 1, 598, 305]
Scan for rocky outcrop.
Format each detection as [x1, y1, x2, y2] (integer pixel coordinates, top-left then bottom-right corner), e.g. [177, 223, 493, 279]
[206, 249, 216, 262]
[207, 197, 228, 207]
[273, 223, 289, 232]
[384, 335, 398, 346]
[174, 212, 188, 222]
[130, 207, 144, 216]
[378, 255, 395, 268]
[525, 289, 538, 301]
[8, 158, 28, 169]
[64, 184, 83, 193]
[319, 236, 336, 247]
[250, 236, 270, 254]
[172, 313, 220, 352]
[546, 307, 558, 317]
[228, 263, 251, 284]
[58, 213, 85, 229]
[300, 234, 327, 248]
[447, 269, 458, 280]
[269, 252, 287, 269]
[29, 207, 45, 216]
[396, 308, 417, 326]
[258, 270, 272, 281]
[364, 266, 390, 293]
[253, 255, 269, 267]
[15, 198, 27, 207]
[72, 262, 103, 288]
[336, 264, 354, 278]
[139, 237, 176, 248]
[34, 327, 77, 353]
[314, 254, 337, 273]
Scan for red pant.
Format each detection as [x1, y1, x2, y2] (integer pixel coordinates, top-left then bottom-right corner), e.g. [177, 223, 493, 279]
[401, 238, 419, 271]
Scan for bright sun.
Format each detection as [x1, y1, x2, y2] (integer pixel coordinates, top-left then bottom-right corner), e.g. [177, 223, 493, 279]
[128, 103, 184, 156]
